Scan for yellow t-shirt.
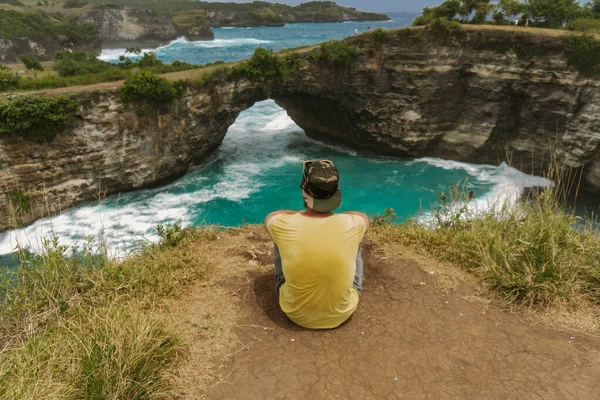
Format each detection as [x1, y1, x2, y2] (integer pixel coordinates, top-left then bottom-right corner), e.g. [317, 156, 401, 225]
[267, 213, 367, 329]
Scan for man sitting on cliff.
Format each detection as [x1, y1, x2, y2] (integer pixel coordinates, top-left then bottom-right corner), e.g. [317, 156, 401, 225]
[264, 160, 370, 329]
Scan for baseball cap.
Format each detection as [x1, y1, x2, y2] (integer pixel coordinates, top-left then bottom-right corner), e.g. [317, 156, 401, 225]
[300, 160, 342, 212]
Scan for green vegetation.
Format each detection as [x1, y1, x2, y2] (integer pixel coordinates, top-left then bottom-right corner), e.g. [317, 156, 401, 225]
[230, 47, 285, 82]
[425, 18, 464, 39]
[566, 35, 600, 77]
[218, 47, 303, 85]
[9, 188, 31, 213]
[413, 0, 600, 28]
[119, 70, 178, 105]
[567, 17, 600, 33]
[0, 50, 200, 93]
[370, 27, 391, 47]
[0, 0, 23, 6]
[248, 7, 285, 25]
[0, 9, 96, 43]
[54, 51, 110, 76]
[172, 9, 207, 29]
[0, 95, 78, 142]
[0, 64, 20, 91]
[310, 40, 357, 66]
[19, 54, 44, 72]
[63, 0, 87, 8]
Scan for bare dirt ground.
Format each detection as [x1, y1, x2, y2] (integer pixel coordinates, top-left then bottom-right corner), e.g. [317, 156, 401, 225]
[168, 227, 600, 400]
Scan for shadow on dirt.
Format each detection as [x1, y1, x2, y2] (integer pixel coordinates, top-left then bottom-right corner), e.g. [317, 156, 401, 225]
[251, 272, 305, 331]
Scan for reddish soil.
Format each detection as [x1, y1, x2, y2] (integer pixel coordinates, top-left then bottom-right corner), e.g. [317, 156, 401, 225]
[206, 234, 600, 400]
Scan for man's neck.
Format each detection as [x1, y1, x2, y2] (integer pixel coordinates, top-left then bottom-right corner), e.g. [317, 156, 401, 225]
[301, 208, 334, 219]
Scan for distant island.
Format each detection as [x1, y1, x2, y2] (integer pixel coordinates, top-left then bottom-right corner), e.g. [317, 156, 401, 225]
[0, 0, 389, 63]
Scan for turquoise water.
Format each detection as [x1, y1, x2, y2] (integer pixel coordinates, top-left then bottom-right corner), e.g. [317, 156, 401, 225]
[0, 13, 558, 261]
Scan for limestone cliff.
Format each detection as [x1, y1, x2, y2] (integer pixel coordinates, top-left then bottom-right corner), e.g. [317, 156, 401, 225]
[79, 5, 214, 47]
[1, 27, 600, 231]
[0, 10, 100, 63]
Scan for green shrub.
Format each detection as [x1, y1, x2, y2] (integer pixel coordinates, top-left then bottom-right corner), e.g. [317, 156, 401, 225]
[119, 71, 176, 105]
[195, 67, 229, 86]
[135, 52, 164, 69]
[9, 189, 31, 214]
[310, 40, 357, 66]
[0, 95, 78, 142]
[0, 64, 20, 91]
[425, 17, 464, 39]
[567, 17, 600, 33]
[230, 47, 284, 82]
[54, 51, 111, 77]
[370, 27, 390, 47]
[204, 60, 225, 67]
[0, 10, 97, 44]
[567, 35, 600, 77]
[19, 54, 43, 72]
[282, 52, 303, 75]
[63, 0, 87, 8]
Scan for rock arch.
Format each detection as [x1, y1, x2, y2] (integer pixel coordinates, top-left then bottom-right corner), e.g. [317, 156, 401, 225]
[2, 28, 600, 231]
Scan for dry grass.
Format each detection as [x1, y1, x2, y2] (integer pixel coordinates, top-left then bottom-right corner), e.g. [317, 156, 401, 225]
[0, 225, 275, 399]
[369, 178, 600, 335]
[461, 24, 575, 38]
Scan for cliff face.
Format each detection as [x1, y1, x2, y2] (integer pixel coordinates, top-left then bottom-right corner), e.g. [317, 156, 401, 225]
[275, 29, 600, 188]
[79, 6, 214, 46]
[0, 37, 101, 64]
[0, 80, 264, 230]
[1, 27, 600, 231]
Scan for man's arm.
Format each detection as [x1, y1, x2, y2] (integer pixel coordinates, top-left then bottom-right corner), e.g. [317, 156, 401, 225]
[264, 210, 300, 234]
[341, 211, 371, 234]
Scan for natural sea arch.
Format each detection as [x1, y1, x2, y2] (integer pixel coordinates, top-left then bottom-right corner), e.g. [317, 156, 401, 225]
[2, 27, 600, 232]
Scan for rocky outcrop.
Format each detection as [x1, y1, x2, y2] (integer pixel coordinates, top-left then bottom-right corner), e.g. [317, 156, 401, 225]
[79, 6, 214, 47]
[1, 27, 600, 231]
[0, 30, 100, 64]
[275, 29, 600, 191]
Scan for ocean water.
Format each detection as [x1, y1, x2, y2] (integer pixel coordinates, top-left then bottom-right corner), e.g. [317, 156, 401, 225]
[0, 13, 561, 262]
[99, 13, 415, 64]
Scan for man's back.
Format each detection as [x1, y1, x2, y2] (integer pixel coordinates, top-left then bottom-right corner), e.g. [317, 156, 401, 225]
[267, 213, 367, 329]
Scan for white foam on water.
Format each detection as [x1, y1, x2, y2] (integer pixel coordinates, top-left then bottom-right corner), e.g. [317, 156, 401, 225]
[98, 47, 156, 62]
[99, 37, 273, 62]
[414, 158, 554, 225]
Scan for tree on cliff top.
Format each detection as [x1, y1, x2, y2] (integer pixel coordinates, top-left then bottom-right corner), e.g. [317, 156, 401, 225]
[64, 0, 88, 8]
[526, 0, 582, 28]
[19, 54, 43, 73]
[413, 0, 591, 27]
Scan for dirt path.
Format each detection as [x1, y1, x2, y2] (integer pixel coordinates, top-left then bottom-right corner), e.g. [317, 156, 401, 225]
[185, 228, 600, 400]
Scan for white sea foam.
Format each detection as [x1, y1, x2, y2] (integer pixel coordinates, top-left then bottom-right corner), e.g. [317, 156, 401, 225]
[99, 37, 273, 62]
[415, 158, 554, 225]
[98, 47, 155, 62]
